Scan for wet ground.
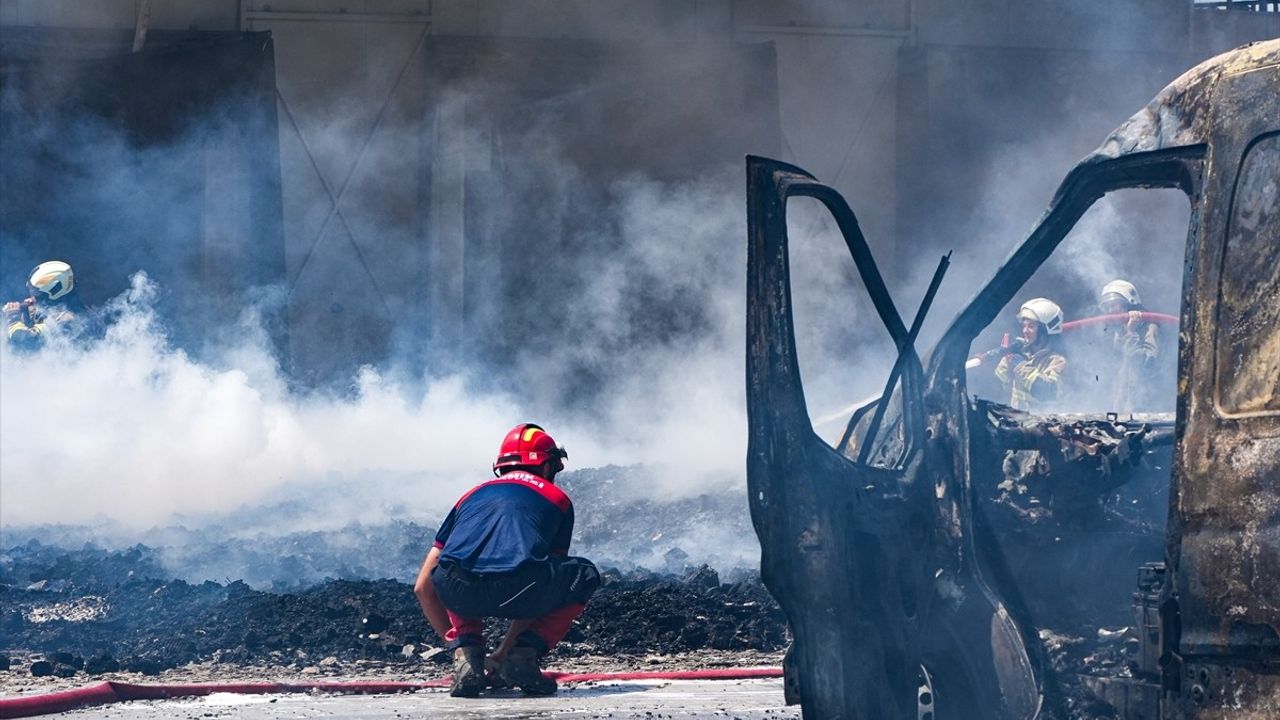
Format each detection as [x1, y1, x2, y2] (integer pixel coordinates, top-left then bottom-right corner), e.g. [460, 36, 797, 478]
[0, 650, 784, 697]
[55, 678, 798, 719]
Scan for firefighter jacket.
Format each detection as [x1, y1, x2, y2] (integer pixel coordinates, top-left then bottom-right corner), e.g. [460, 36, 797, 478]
[995, 343, 1068, 412]
[4, 299, 87, 352]
[1111, 320, 1160, 413]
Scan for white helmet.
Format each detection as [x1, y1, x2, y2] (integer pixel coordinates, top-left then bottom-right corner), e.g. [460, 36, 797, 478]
[1017, 298, 1063, 335]
[28, 260, 75, 301]
[1098, 279, 1140, 310]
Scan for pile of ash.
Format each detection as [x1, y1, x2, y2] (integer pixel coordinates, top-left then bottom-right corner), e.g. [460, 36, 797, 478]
[558, 465, 757, 572]
[0, 542, 785, 678]
[0, 465, 758, 591]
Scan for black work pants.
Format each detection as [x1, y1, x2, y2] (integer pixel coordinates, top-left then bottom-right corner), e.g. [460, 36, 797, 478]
[432, 556, 600, 654]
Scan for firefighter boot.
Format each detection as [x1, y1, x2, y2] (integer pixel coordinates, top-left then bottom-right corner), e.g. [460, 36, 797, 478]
[450, 647, 486, 698]
[497, 646, 557, 696]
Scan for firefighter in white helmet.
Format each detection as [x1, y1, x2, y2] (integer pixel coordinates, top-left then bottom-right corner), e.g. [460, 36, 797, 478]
[994, 297, 1068, 411]
[1098, 279, 1159, 413]
[3, 260, 88, 351]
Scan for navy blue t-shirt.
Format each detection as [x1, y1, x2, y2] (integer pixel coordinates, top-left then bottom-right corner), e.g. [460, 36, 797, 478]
[433, 471, 574, 573]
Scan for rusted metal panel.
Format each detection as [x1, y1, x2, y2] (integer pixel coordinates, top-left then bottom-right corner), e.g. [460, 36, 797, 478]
[1166, 41, 1280, 720]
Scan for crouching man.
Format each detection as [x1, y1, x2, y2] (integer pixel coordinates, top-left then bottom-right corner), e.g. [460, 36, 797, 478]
[414, 423, 600, 698]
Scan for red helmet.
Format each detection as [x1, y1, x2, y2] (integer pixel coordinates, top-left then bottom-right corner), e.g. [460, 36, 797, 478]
[493, 423, 567, 476]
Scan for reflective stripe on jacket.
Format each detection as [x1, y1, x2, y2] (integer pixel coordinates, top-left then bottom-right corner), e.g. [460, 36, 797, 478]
[995, 345, 1068, 411]
[5, 307, 79, 352]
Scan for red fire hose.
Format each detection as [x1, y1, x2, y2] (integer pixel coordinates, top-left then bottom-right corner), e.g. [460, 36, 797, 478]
[1061, 311, 1179, 331]
[967, 311, 1179, 368]
[0, 668, 784, 718]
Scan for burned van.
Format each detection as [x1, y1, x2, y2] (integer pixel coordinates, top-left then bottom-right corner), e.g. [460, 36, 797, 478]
[746, 39, 1279, 719]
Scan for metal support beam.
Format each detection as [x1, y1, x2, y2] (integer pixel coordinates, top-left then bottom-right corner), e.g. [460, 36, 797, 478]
[1195, 0, 1280, 11]
[132, 0, 151, 52]
[278, 23, 430, 312]
[242, 10, 431, 26]
[735, 23, 911, 40]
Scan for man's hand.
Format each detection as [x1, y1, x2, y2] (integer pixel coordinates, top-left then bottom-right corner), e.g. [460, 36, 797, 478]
[1125, 310, 1142, 333]
[488, 643, 512, 664]
[484, 652, 512, 688]
[491, 618, 536, 667]
[1002, 337, 1029, 361]
[4, 298, 35, 324]
[485, 641, 518, 687]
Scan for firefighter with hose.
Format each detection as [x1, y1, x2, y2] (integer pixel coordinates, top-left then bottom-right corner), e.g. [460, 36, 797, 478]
[413, 423, 600, 698]
[1098, 279, 1160, 413]
[994, 298, 1068, 412]
[3, 260, 90, 352]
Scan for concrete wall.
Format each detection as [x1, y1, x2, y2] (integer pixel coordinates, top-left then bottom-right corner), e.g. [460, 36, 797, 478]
[241, 2, 431, 378]
[0, 0, 239, 30]
[893, 2, 1274, 285]
[1, 0, 1275, 377]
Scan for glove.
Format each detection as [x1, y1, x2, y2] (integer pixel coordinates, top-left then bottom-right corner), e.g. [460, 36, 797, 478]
[3, 299, 33, 322]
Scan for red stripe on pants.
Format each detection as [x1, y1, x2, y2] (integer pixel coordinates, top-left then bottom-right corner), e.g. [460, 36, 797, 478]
[445, 610, 485, 646]
[527, 602, 587, 650]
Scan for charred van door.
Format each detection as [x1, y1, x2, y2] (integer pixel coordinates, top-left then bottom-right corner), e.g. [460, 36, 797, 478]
[1166, 62, 1280, 719]
[747, 155, 925, 720]
[747, 156, 1040, 719]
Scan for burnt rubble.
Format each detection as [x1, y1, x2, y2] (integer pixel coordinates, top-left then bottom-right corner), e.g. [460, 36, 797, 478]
[977, 404, 1172, 633]
[974, 404, 1175, 718]
[0, 542, 785, 678]
[0, 465, 758, 592]
[559, 466, 759, 572]
[983, 404, 1174, 524]
[1, 455, 1165, 717]
[0, 464, 774, 678]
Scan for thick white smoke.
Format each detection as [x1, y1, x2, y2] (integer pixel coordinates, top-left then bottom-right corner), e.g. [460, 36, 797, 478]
[0, 167, 801, 537]
[0, 273, 527, 527]
[2, 150, 1186, 536]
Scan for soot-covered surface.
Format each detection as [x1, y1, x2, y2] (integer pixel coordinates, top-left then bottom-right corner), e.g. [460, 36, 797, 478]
[0, 543, 785, 679]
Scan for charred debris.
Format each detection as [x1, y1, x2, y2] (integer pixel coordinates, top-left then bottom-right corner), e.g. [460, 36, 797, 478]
[747, 40, 1280, 720]
[0, 543, 784, 679]
[0, 465, 784, 678]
